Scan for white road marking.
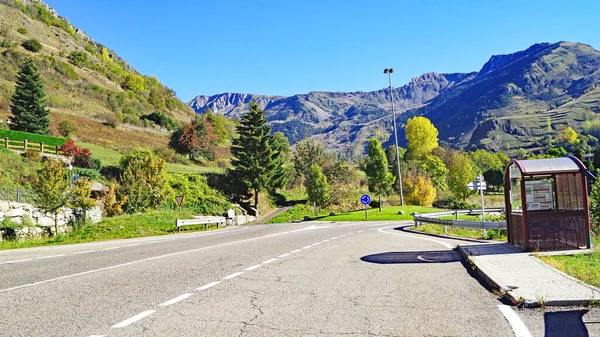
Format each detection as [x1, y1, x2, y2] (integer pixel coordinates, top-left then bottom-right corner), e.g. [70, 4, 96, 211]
[73, 250, 96, 255]
[159, 293, 194, 307]
[89, 335, 105, 337]
[348, 232, 355, 235]
[223, 272, 244, 280]
[357, 230, 364, 233]
[313, 242, 321, 245]
[278, 253, 290, 258]
[101, 247, 119, 251]
[497, 304, 532, 337]
[378, 227, 453, 249]
[126, 244, 142, 247]
[0, 226, 320, 293]
[196, 281, 221, 291]
[262, 258, 277, 264]
[291, 249, 302, 253]
[322, 239, 330, 243]
[339, 235, 346, 237]
[0, 258, 32, 265]
[245, 265, 262, 271]
[112, 310, 156, 328]
[303, 245, 312, 249]
[38, 254, 66, 259]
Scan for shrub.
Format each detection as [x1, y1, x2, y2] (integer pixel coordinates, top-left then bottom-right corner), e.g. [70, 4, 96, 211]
[73, 167, 99, 180]
[432, 197, 478, 210]
[22, 39, 42, 52]
[141, 111, 176, 130]
[404, 174, 436, 206]
[119, 148, 168, 213]
[103, 113, 120, 128]
[73, 151, 93, 168]
[23, 149, 41, 162]
[58, 120, 76, 137]
[61, 140, 79, 156]
[92, 158, 102, 171]
[17, 27, 28, 35]
[0, 40, 14, 48]
[68, 50, 89, 68]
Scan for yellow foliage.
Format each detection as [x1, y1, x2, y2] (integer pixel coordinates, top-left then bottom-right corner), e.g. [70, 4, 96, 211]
[101, 182, 127, 217]
[558, 126, 579, 144]
[405, 116, 439, 159]
[403, 174, 436, 206]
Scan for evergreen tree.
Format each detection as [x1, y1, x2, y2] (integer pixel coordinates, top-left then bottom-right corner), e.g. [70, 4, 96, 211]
[10, 59, 50, 134]
[365, 138, 395, 211]
[231, 101, 283, 208]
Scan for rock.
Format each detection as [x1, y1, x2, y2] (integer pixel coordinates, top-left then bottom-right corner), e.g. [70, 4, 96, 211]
[0, 201, 9, 212]
[5, 209, 24, 218]
[37, 217, 54, 227]
[398, 210, 404, 215]
[303, 216, 311, 221]
[0, 211, 4, 220]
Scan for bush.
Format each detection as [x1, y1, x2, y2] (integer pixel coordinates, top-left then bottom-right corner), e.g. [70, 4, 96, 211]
[432, 197, 478, 210]
[103, 113, 120, 128]
[58, 120, 76, 137]
[17, 27, 28, 35]
[68, 50, 89, 68]
[73, 167, 99, 180]
[141, 112, 176, 130]
[92, 158, 102, 171]
[22, 39, 42, 52]
[23, 149, 41, 162]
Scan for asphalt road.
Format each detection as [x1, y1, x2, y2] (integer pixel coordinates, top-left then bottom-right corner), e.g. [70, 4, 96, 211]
[0, 220, 594, 336]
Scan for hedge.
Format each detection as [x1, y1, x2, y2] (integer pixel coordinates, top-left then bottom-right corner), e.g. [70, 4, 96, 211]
[0, 129, 66, 146]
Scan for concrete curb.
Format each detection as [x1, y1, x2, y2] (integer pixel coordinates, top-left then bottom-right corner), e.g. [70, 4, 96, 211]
[457, 245, 600, 308]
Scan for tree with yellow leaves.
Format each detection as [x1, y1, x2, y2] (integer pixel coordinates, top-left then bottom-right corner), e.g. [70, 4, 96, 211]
[405, 116, 439, 159]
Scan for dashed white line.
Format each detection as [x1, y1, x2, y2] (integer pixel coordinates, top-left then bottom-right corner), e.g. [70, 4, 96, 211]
[339, 235, 346, 237]
[357, 230, 364, 233]
[223, 272, 244, 280]
[196, 281, 221, 291]
[89, 335, 105, 337]
[290, 249, 302, 253]
[497, 305, 532, 337]
[245, 264, 262, 271]
[303, 245, 312, 249]
[112, 310, 156, 329]
[262, 258, 277, 264]
[322, 239, 330, 243]
[348, 232, 355, 235]
[73, 250, 96, 255]
[0, 258, 33, 265]
[38, 254, 66, 259]
[101, 247, 119, 251]
[313, 242, 322, 246]
[159, 293, 194, 307]
[126, 244, 142, 247]
[278, 253, 290, 258]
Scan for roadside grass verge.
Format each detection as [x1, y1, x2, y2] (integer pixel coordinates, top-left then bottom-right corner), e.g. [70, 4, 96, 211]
[411, 224, 507, 241]
[537, 236, 600, 288]
[268, 204, 442, 223]
[0, 209, 219, 250]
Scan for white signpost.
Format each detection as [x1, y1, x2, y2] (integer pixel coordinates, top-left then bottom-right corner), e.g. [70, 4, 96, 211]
[467, 176, 487, 238]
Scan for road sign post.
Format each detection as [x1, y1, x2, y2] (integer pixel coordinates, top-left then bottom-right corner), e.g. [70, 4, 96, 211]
[360, 194, 371, 220]
[468, 177, 487, 238]
[175, 195, 184, 213]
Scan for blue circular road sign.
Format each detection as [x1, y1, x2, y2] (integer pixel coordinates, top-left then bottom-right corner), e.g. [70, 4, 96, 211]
[360, 194, 371, 205]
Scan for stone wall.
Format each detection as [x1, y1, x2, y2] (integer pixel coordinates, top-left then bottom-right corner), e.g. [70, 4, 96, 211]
[0, 200, 102, 241]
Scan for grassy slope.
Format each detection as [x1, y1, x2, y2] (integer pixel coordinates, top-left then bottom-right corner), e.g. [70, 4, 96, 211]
[538, 236, 600, 288]
[268, 205, 442, 223]
[0, 209, 223, 250]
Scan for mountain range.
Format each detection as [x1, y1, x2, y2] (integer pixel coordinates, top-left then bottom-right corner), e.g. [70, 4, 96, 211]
[189, 41, 600, 157]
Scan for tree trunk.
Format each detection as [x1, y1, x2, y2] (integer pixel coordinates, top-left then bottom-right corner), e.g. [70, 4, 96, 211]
[254, 188, 259, 209]
[379, 195, 382, 212]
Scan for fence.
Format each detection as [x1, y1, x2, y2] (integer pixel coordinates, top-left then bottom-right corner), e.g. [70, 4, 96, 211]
[412, 208, 507, 231]
[0, 186, 35, 204]
[3, 138, 62, 155]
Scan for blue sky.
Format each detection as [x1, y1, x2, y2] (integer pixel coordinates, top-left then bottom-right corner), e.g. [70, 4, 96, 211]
[45, 0, 600, 101]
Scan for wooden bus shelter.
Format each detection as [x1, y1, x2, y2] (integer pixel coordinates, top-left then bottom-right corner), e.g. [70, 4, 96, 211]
[504, 156, 592, 251]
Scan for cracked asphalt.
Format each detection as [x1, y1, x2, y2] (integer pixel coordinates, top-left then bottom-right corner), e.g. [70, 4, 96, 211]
[0, 220, 585, 336]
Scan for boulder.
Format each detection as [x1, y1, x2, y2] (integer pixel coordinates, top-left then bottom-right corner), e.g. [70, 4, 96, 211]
[5, 209, 25, 218]
[398, 210, 404, 215]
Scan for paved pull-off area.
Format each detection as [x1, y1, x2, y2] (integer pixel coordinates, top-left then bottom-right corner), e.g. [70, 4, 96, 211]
[0, 221, 596, 336]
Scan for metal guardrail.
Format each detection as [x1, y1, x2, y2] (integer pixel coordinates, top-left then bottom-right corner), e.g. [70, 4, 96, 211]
[413, 208, 507, 230]
[176, 216, 227, 232]
[0, 186, 35, 203]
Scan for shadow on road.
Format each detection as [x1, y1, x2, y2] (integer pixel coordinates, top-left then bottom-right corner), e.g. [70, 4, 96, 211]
[361, 250, 461, 264]
[544, 310, 589, 337]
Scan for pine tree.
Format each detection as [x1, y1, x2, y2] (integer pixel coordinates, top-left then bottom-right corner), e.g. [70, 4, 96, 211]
[231, 101, 283, 208]
[10, 59, 50, 134]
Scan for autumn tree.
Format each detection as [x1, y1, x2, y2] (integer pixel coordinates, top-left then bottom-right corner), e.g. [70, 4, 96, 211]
[365, 138, 395, 211]
[10, 59, 50, 134]
[32, 159, 70, 234]
[558, 126, 579, 144]
[119, 149, 168, 213]
[230, 101, 284, 207]
[403, 173, 436, 206]
[404, 116, 438, 160]
[70, 179, 96, 228]
[307, 164, 330, 215]
[170, 115, 219, 161]
[447, 152, 477, 200]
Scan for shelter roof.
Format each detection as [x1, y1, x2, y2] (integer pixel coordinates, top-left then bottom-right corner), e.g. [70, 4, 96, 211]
[511, 156, 586, 175]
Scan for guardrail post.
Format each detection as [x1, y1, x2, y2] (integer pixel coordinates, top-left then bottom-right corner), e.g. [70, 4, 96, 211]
[16, 188, 20, 203]
[176, 219, 180, 232]
[24, 139, 27, 151]
[40, 142, 44, 153]
[455, 210, 459, 220]
[4, 138, 7, 149]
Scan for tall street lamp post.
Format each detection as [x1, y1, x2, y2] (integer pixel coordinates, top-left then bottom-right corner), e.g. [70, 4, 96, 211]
[384, 68, 404, 206]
